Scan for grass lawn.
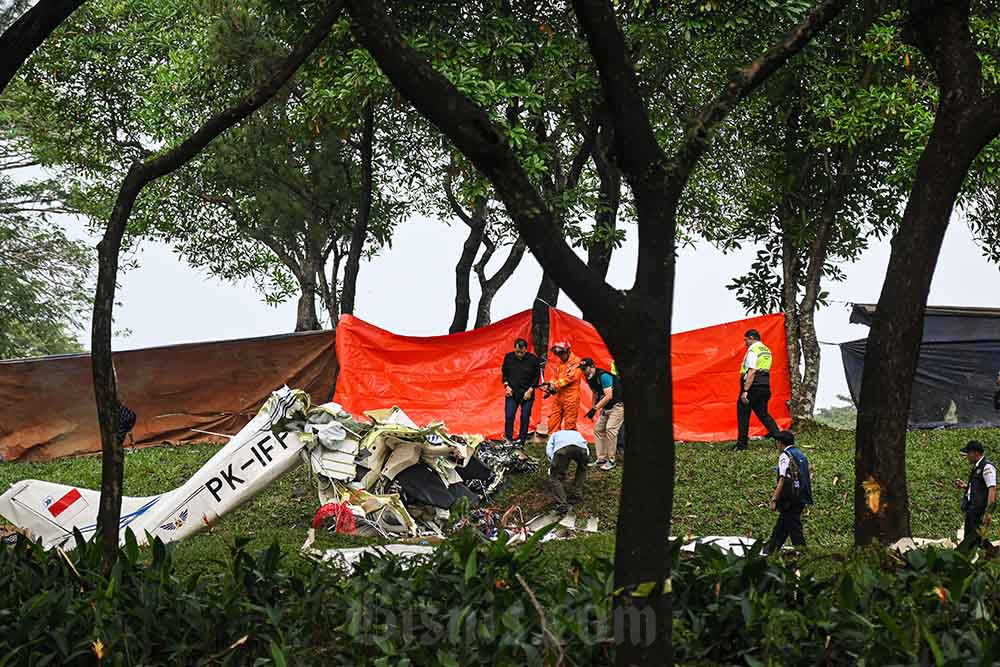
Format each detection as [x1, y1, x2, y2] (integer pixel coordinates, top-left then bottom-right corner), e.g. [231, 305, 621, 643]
[0, 423, 994, 574]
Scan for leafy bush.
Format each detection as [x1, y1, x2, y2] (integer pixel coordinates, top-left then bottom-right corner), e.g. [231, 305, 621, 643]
[4, 528, 1000, 665]
[672, 543, 1000, 665]
[0, 530, 337, 665]
[0, 526, 614, 666]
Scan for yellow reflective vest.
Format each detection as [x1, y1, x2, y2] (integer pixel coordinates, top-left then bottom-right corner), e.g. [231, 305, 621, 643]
[740, 340, 773, 380]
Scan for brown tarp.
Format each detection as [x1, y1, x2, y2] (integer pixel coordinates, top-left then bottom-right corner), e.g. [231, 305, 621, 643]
[0, 330, 337, 461]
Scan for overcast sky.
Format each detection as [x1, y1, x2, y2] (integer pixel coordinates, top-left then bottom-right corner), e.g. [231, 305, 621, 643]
[83, 208, 998, 410]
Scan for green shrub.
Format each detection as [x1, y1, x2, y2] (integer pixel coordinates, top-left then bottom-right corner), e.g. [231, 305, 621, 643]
[5, 529, 1000, 665]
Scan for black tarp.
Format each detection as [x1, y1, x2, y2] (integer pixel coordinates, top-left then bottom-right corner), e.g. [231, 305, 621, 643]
[841, 304, 1000, 428]
[394, 462, 480, 509]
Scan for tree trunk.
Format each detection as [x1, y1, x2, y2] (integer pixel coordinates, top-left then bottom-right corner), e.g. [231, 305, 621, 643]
[780, 230, 805, 418]
[321, 250, 343, 325]
[340, 99, 374, 316]
[326, 328, 341, 402]
[343, 2, 848, 663]
[449, 218, 486, 333]
[786, 15, 876, 419]
[796, 305, 820, 416]
[588, 110, 620, 280]
[603, 292, 674, 667]
[855, 125, 995, 544]
[295, 276, 321, 331]
[0, 0, 86, 93]
[89, 0, 343, 572]
[855, 1, 1000, 545]
[92, 163, 141, 575]
[475, 237, 527, 328]
[531, 272, 559, 355]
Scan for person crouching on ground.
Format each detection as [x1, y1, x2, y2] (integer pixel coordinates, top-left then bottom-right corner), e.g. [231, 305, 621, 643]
[546, 429, 589, 513]
[579, 357, 623, 471]
[762, 430, 812, 556]
[954, 440, 997, 552]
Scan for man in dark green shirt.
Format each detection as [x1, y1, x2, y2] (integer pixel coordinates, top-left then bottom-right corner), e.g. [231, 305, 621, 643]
[579, 358, 623, 471]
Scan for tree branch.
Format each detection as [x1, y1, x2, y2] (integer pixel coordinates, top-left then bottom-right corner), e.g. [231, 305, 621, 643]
[89, 0, 343, 572]
[340, 98, 374, 316]
[474, 234, 526, 328]
[570, 0, 669, 194]
[483, 235, 527, 292]
[139, 5, 342, 185]
[0, 0, 87, 93]
[566, 109, 598, 190]
[672, 0, 849, 182]
[344, 0, 622, 323]
[443, 168, 475, 227]
[247, 226, 306, 282]
[0, 157, 40, 170]
[473, 223, 497, 287]
[905, 0, 983, 96]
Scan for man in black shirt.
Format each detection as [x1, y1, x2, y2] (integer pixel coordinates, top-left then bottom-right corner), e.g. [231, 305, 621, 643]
[501, 338, 543, 445]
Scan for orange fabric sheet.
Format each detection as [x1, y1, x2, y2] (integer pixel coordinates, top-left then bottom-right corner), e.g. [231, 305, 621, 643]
[0, 331, 338, 461]
[547, 309, 792, 442]
[334, 312, 539, 438]
[3, 309, 791, 462]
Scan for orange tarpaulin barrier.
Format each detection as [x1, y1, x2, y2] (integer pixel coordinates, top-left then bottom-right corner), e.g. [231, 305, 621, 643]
[0, 331, 338, 461]
[334, 311, 538, 438]
[3, 309, 791, 462]
[547, 308, 792, 442]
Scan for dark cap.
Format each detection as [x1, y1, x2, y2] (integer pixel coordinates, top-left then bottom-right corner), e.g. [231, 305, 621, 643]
[773, 430, 795, 445]
[960, 440, 985, 454]
[578, 357, 595, 369]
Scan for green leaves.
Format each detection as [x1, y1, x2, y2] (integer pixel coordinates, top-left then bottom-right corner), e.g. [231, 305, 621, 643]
[0, 194, 92, 359]
[5, 510, 1000, 665]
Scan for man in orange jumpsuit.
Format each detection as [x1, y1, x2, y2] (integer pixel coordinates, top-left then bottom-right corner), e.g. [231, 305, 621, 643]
[543, 340, 582, 433]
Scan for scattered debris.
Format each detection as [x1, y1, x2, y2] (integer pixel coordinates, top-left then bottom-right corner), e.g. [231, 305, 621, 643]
[890, 537, 957, 552]
[301, 542, 437, 571]
[681, 536, 758, 557]
[0, 389, 537, 551]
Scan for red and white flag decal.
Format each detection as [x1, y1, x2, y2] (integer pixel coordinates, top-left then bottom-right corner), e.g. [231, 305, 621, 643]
[48, 489, 82, 518]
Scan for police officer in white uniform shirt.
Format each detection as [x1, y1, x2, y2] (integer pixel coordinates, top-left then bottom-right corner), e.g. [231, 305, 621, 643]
[954, 440, 997, 551]
[763, 430, 812, 555]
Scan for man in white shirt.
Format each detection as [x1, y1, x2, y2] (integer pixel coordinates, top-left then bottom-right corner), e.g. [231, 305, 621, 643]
[734, 329, 780, 451]
[762, 430, 812, 556]
[954, 440, 997, 551]
[546, 429, 590, 511]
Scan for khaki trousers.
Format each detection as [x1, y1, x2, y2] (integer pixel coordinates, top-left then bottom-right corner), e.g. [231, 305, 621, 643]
[594, 403, 624, 461]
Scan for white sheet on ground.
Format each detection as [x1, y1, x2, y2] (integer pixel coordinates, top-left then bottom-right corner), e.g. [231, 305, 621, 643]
[303, 543, 436, 570]
[680, 536, 758, 556]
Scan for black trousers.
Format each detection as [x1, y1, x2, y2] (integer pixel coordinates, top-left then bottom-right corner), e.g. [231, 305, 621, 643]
[736, 387, 780, 447]
[504, 394, 534, 442]
[765, 504, 805, 554]
[961, 508, 986, 550]
[549, 446, 588, 505]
